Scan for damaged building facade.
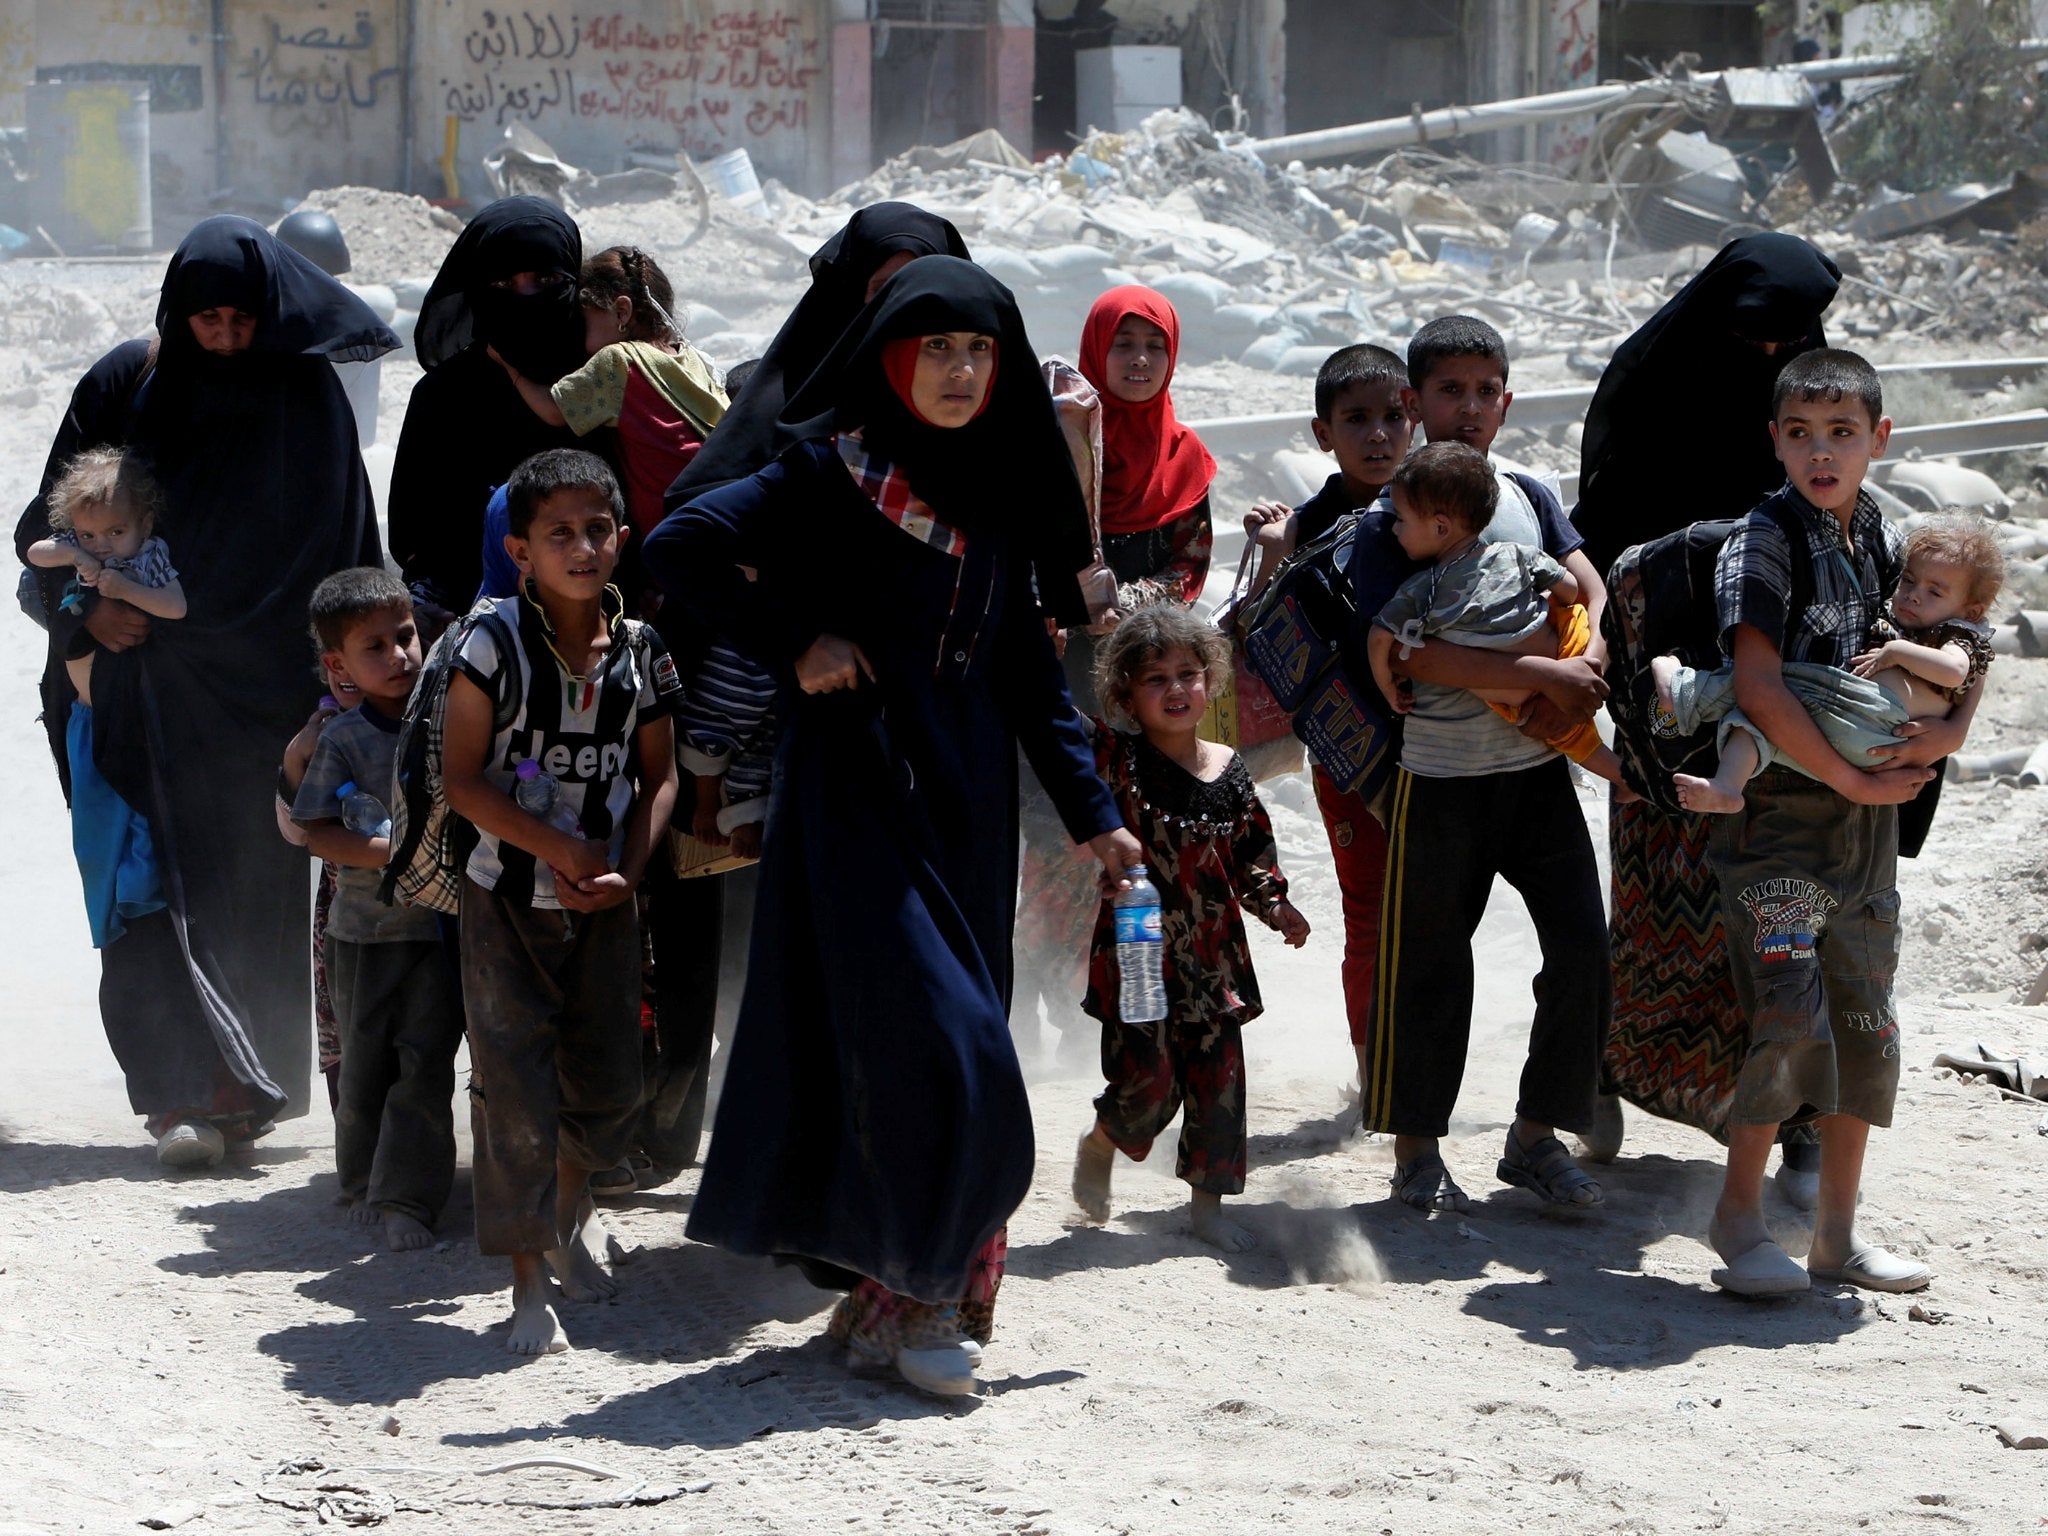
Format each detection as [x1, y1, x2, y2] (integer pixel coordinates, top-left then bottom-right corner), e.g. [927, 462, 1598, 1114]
[0, 0, 1811, 243]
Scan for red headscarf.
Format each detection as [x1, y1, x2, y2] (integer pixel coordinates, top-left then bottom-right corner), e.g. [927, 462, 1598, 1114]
[881, 334, 999, 425]
[1078, 285, 1216, 535]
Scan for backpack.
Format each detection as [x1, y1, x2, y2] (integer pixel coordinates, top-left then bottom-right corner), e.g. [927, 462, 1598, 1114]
[1229, 512, 1396, 802]
[1600, 502, 1823, 813]
[379, 601, 520, 913]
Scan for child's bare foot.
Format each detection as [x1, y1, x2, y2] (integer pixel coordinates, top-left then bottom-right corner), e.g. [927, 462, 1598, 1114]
[1191, 1189, 1256, 1253]
[1072, 1127, 1114, 1223]
[1674, 772, 1744, 815]
[347, 1200, 381, 1227]
[508, 1257, 570, 1356]
[384, 1211, 435, 1252]
[579, 1204, 632, 1267]
[548, 1204, 624, 1301]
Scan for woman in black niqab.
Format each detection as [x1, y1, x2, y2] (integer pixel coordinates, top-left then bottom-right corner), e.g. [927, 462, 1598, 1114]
[389, 197, 589, 612]
[14, 215, 394, 1151]
[642, 258, 1133, 1395]
[665, 200, 970, 501]
[1573, 232, 1840, 578]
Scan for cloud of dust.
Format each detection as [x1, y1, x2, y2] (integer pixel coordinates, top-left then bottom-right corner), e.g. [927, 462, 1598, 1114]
[1262, 1169, 1387, 1293]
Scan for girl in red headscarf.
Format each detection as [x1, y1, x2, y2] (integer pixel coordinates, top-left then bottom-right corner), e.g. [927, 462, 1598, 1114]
[1079, 285, 1218, 614]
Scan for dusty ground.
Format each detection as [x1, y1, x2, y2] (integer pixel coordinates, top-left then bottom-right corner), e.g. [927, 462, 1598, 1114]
[3, 258, 2047, 1536]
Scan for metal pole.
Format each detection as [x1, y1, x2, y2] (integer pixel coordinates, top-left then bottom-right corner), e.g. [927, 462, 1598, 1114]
[1249, 43, 2048, 164]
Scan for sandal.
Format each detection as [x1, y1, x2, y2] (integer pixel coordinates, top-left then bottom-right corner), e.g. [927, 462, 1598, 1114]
[1391, 1152, 1471, 1213]
[588, 1158, 640, 1201]
[1498, 1131, 1603, 1208]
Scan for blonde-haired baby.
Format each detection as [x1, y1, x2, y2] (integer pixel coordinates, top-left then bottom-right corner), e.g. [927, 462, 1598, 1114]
[27, 447, 186, 705]
[26, 448, 187, 949]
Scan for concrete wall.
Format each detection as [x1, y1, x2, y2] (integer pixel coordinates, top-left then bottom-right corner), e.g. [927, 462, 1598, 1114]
[424, 0, 831, 194]
[11, 0, 835, 217]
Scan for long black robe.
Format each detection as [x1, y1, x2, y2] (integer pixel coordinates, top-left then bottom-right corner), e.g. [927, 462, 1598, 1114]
[644, 260, 1116, 1300]
[16, 216, 393, 1124]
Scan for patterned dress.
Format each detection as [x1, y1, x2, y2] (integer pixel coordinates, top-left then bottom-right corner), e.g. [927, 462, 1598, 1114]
[1083, 724, 1288, 1193]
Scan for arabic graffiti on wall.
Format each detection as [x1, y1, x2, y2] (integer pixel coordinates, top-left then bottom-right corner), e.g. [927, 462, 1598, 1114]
[239, 3, 402, 137]
[440, 4, 823, 156]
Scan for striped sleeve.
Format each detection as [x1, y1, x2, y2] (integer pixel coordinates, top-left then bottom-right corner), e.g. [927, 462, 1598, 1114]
[674, 639, 778, 776]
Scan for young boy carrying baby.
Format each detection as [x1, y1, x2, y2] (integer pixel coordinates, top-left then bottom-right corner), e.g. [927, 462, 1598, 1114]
[1653, 512, 2002, 814]
[291, 568, 461, 1252]
[441, 448, 681, 1353]
[1697, 349, 1942, 1296]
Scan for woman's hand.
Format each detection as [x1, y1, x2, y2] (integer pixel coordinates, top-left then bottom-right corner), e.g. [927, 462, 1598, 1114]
[1087, 828, 1146, 896]
[795, 634, 874, 694]
[83, 596, 150, 652]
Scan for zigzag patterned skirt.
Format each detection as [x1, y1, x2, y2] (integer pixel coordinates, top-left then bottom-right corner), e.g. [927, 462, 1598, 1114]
[1602, 796, 1746, 1140]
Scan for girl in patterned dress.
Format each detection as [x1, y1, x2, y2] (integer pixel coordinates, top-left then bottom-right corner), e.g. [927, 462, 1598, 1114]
[1072, 608, 1310, 1252]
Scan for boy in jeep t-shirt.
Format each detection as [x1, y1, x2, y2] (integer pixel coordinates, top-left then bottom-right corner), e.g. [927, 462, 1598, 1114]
[442, 448, 681, 1355]
[1700, 349, 1938, 1298]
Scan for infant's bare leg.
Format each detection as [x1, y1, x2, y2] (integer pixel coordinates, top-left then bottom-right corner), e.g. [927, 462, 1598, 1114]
[1674, 728, 1758, 815]
[1650, 654, 1681, 719]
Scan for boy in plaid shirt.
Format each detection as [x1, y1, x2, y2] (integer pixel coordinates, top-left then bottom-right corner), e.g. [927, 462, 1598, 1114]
[1702, 349, 1944, 1297]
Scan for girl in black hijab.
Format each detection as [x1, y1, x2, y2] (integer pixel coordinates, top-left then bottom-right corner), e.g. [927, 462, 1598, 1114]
[14, 216, 393, 1165]
[1573, 232, 1840, 578]
[389, 197, 589, 618]
[665, 200, 969, 499]
[644, 258, 1137, 1399]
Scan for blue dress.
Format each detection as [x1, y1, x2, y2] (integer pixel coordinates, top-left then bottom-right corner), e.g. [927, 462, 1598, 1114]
[644, 439, 1120, 1301]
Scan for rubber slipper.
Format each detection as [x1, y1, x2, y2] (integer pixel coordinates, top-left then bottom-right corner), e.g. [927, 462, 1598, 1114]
[895, 1344, 978, 1398]
[1809, 1245, 1932, 1293]
[1710, 1240, 1809, 1296]
[1498, 1131, 1603, 1208]
[1391, 1152, 1470, 1213]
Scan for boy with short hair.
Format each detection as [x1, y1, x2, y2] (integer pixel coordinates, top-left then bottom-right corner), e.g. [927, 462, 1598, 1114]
[1351, 317, 1614, 1214]
[442, 448, 681, 1355]
[1239, 345, 1416, 1087]
[292, 567, 461, 1252]
[1700, 348, 1936, 1296]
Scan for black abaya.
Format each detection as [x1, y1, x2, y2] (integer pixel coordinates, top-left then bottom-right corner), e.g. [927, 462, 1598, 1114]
[17, 216, 394, 1125]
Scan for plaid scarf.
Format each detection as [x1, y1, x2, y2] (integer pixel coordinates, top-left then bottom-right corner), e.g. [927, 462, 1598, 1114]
[836, 431, 967, 558]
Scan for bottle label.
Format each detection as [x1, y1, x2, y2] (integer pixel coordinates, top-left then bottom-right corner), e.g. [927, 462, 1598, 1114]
[1113, 905, 1163, 945]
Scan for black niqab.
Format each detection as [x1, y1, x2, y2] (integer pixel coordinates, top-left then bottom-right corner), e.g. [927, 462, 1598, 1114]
[413, 196, 586, 384]
[73, 215, 389, 1123]
[1574, 233, 1840, 577]
[667, 201, 969, 499]
[784, 256, 1095, 625]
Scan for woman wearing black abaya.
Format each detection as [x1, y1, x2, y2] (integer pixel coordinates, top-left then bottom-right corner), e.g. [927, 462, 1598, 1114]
[1577, 235, 1973, 1174]
[665, 200, 969, 500]
[14, 216, 393, 1166]
[388, 197, 587, 621]
[644, 259, 1139, 1399]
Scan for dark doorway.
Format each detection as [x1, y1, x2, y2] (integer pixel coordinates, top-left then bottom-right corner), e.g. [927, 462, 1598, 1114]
[871, 5, 994, 161]
[1283, 0, 1461, 134]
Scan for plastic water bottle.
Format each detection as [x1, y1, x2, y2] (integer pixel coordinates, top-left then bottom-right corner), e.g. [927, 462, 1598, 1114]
[514, 759, 582, 835]
[1114, 867, 1167, 1023]
[335, 780, 391, 839]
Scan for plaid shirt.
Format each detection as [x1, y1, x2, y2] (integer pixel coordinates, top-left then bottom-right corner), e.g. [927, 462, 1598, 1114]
[1713, 485, 1903, 667]
[836, 431, 966, 558]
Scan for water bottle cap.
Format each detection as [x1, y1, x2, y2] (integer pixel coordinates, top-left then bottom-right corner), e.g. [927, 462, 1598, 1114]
[515, 760, 541, 780]
[318, 695, 338, 711]
[1124, 865, 1147, 875]
[336, 780, 357, 798]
